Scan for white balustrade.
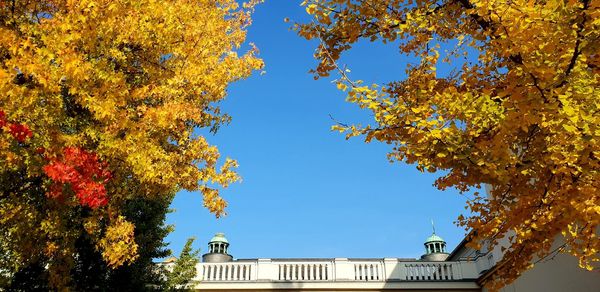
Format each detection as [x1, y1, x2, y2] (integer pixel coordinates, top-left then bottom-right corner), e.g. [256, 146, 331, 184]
[277, 262, 331, 281]
[191, 259, 477, 283]
[403, 262, 457, 281]
[197, 263, 255, 281]
[353, 262, 383, 281]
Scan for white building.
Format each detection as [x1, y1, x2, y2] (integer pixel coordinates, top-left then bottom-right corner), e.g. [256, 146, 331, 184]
[167, 232, 599, 291]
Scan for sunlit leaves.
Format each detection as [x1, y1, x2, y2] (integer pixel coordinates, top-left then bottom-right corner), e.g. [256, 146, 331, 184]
[0, 0, 262, 289]
[298, 0, 599, 290]
[43, 147, 111, 208]
[98, 216, 139, 268]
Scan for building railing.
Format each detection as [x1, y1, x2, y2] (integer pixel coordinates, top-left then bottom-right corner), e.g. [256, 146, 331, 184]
[191, 258, 480, 283]
[404, 262, 457, 281]
[353, 261, 384, 281]
[277, 262, 332, 281]
[196, 262, 255, 281]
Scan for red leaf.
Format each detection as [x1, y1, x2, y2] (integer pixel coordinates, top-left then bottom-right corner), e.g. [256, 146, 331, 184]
[9, 123, 33, 142]
[43, 147, 112, 209]
[0, 110, 6, 128]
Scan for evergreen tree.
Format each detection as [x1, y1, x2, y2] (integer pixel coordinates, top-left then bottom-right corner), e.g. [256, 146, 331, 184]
[2, 194, 173, 291]
[164, 238, 201, 291]
[102, 195, 174, 291]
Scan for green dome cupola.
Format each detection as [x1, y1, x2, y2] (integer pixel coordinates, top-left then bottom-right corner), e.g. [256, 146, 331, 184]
[424, 233, 447, 254]
[421, 221, 449, 261]
[209, 232, 230, 253]
[202, 232, 233, 263]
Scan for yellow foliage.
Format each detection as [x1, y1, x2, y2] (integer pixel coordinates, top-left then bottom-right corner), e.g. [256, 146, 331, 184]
[298, 0, 599, 290]
[98, 216, 139, 268]
[0, 0, 262, 289]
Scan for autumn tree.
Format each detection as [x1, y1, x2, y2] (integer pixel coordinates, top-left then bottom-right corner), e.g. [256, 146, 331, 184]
[0, 0, 262, 289]
[4, 194, 174, 290]
[297, 0, 599, 289]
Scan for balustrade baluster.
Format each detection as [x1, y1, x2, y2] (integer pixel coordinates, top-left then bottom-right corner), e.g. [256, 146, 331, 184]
[278, 265, 282, 280]
[360, 264, 364, 281]
[303, 264, 307, 280]
[441, 264, 446, 280]
[320, 264, 324, 280]
[371, 264, 375, 280]
[289, 265, 294, 280]
[361, 265, 365, 280]
[427, 264, 431, 280]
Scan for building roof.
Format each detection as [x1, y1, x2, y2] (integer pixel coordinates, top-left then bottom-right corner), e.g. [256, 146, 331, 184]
[163, 256, 177, 263]
[210, 232, 229, 244]
[425, 234, 445, 243]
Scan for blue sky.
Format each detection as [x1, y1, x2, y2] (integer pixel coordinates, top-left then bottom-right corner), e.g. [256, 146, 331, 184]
[165, 1, 472, 259]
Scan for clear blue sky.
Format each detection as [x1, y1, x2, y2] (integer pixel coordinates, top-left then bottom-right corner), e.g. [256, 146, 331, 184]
[165, 1, 472, 260]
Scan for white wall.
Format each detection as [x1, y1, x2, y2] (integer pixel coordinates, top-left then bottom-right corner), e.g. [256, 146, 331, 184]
[488, 252, 600, 292]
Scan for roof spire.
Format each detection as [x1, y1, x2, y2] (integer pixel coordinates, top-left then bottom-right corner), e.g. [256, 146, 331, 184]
[431, 219, 436, 234]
